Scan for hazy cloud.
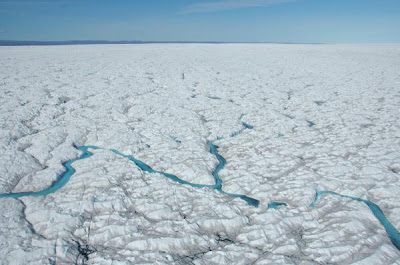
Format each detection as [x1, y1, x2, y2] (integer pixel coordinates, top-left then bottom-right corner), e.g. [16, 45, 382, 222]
[0, 29, 7, 33]
[183, 0, 295, 13]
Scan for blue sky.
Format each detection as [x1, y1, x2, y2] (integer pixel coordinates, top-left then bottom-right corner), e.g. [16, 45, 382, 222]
[0, 0, 399, 43]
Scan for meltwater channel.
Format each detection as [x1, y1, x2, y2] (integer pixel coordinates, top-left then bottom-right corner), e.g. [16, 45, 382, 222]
[0, 120, 399, 250]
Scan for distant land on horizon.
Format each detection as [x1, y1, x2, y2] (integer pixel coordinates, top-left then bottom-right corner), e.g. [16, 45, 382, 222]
[0, 40, 326, 46]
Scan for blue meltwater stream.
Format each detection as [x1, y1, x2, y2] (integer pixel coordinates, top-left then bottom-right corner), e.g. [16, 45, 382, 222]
[0, 120, 399, 250]
[310, 190, 400, 250]
[0, 142, 259, 206]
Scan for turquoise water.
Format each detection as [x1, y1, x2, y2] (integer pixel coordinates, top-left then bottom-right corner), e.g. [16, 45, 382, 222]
[307, 120, 316, 127]
[311, 190, 400, 250]
[207, 141, 224, 190]
[109, 148, 214, 189]
[1, 145, 399, 250]
[0, 142, 259, 206]
[0, 146, 99, 199]
[1, 117, 399, 250]
[231, 122, 254, 137]
[268, 202, 287, 209]
[242, 122, 254, 129]
[113, 141, 260, 206]
[206, 141, 259, 206]
[231, 114, 254, 137]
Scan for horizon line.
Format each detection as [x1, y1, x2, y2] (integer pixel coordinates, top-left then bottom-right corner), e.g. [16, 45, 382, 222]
[0, 39, 330, 46]
[1, 40, 399, 47]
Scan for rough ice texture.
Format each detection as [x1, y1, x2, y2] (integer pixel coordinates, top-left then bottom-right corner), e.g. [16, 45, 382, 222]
[1, 44, 400, 264]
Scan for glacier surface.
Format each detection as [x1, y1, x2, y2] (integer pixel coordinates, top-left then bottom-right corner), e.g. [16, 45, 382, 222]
[1, 44, 400, 264]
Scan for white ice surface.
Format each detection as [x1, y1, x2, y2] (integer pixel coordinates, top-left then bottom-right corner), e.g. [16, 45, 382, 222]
[1, 44, 400, 264]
